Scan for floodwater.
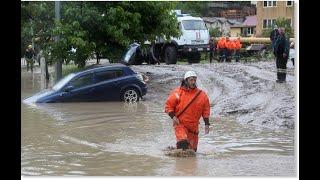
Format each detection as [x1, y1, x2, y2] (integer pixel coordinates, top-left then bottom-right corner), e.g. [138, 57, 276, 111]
[21, 66, 296, 176]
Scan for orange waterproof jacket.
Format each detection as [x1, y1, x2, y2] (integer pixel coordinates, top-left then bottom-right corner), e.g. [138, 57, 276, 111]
[226, 40, 236, 50]
[217, 38, 226, 49]
[235, 39, 242, 49]
[164, 86, 210, 133]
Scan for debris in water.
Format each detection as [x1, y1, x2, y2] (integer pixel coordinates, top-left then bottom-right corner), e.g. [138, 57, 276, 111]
[163, 146, 196, 157]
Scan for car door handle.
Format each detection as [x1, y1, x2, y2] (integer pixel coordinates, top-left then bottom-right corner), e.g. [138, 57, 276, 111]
[113, 81, 120, 86]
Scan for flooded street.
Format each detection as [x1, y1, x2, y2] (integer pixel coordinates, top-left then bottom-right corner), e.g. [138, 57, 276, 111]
[21, 62, 296, 176]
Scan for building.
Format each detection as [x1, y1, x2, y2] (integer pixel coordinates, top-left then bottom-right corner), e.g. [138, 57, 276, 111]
[207, 1, 256, 19]
[203, 17, 243, 36]
[230, 15, 257, 37]
[256, 1, 294, 37]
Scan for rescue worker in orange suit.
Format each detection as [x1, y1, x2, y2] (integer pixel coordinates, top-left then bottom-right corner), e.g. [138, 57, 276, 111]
[217, 37, 226, 62]
[235, 37, 242, 62]
[225, 36, 233, 62]
[165, 71, 211, 152]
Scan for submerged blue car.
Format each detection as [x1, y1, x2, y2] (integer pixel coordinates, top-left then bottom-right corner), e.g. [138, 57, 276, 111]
[23, 64, 147, 103]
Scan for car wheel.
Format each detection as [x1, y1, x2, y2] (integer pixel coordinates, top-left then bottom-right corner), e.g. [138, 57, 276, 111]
[122, 88, 140, 102]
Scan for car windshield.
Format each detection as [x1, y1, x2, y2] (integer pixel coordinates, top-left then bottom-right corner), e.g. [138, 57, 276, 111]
[122, 45, 138, 61]
[52, 73, 76, 91]
[182, 20, 206, 30]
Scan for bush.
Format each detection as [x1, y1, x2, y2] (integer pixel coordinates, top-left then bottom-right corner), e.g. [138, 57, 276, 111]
[209, 27, 222, 38]
[261, 18, 294, 38]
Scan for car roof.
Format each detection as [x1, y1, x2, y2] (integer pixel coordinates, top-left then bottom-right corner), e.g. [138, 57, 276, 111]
[75, 63, 129, 76]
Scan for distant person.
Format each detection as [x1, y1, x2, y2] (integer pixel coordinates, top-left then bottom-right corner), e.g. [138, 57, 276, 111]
[165, 71, 210, 152]
[235, 37, 242, 62]
[217, 37, 226, 62]
[270, 25, 279, 55]
[274, 27, 290, 83]
[225, 36, 233, 62]
[209, 37, 215, 63]
[289, 42, 295, 67]
[25, 45, 35, 72]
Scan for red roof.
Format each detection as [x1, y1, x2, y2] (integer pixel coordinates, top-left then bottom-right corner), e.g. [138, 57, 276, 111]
[243, 15, 256, 27]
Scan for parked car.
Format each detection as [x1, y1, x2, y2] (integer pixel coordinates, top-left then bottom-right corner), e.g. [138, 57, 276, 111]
[23, 64, 147, 103]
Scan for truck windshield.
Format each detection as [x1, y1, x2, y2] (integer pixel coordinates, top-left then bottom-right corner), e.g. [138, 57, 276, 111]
[182, 20, 206, 30]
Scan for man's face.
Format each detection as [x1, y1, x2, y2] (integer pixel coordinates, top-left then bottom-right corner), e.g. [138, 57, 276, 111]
[187, 77, 197, 89]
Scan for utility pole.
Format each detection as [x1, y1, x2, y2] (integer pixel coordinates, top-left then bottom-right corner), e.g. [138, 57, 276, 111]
[54, 1, 62, 82]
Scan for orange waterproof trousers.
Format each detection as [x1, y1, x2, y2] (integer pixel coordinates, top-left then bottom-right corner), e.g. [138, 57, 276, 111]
[174, 123, 199, 152]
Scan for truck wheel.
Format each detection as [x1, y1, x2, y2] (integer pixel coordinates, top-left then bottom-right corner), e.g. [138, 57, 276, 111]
[192, 52, 201, 63]
[187, 52, 200, 64]
[164, 46, 177, 64]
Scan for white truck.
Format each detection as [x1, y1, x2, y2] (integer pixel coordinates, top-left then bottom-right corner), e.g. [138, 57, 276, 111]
[121, 11, 210, 65]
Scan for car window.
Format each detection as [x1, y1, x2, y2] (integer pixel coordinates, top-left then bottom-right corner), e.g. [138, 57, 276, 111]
[122, 45, 139, 61]
[95, 70, 123, 83]
[69, 73, 93, 89]
[52, 73, 76, 91]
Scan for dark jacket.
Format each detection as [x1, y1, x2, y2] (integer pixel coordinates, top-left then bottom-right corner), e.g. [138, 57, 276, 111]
[25, 49, 34, 59]
[270, 29, 279, 43]
[209, 39, 215, 51]
[274, 34, 289, 58]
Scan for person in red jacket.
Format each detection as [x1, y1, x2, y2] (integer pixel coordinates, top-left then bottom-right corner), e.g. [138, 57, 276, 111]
[164, 71, 211, 152]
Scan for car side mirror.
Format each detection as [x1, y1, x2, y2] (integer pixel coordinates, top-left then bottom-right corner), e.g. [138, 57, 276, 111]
[64, 85, 74, 92]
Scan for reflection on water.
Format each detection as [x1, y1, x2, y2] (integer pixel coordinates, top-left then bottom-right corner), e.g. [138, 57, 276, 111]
[21, 69, 295, 176]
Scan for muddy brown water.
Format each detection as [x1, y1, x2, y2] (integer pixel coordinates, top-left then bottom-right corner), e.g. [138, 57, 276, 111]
[21, 68, 296, 176]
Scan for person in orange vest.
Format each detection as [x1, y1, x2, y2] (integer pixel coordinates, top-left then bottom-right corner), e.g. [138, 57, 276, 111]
[225, 36, 234, 62]
[164, 71, 211, 152]
[235, 37, 242, 62]
[217, 37, 226, 62]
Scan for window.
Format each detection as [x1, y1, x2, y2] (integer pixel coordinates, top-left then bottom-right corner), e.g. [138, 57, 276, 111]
[263, 19, 267, 28]
[263, 19, 276, 29]
[52, 73, 76, 91]
[182, 20, 207, 30]
[267, 19, 272, 28]
[287, 1, 293, 6]
[263, 1, 277, 7]
[95, 70, 123, 83]
[69, 74, 93, 89]
[288, 18, 292, 27]
[263, 1, 268, 7]
[247, 27, 254, 35]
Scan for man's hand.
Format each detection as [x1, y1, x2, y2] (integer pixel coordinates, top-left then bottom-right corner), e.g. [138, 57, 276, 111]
[172, 116, 180, 126]
[205, 125, 210, 134]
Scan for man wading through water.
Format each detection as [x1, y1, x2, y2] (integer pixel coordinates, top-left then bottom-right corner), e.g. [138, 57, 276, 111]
[165, 71, 210, 152]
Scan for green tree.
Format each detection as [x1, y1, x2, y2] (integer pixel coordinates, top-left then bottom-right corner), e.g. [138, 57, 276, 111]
[261, 18, 294, 38]
[21, 1, 180, 68]
[175, 1, 209, 17]
[209, 27, 222, 38]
